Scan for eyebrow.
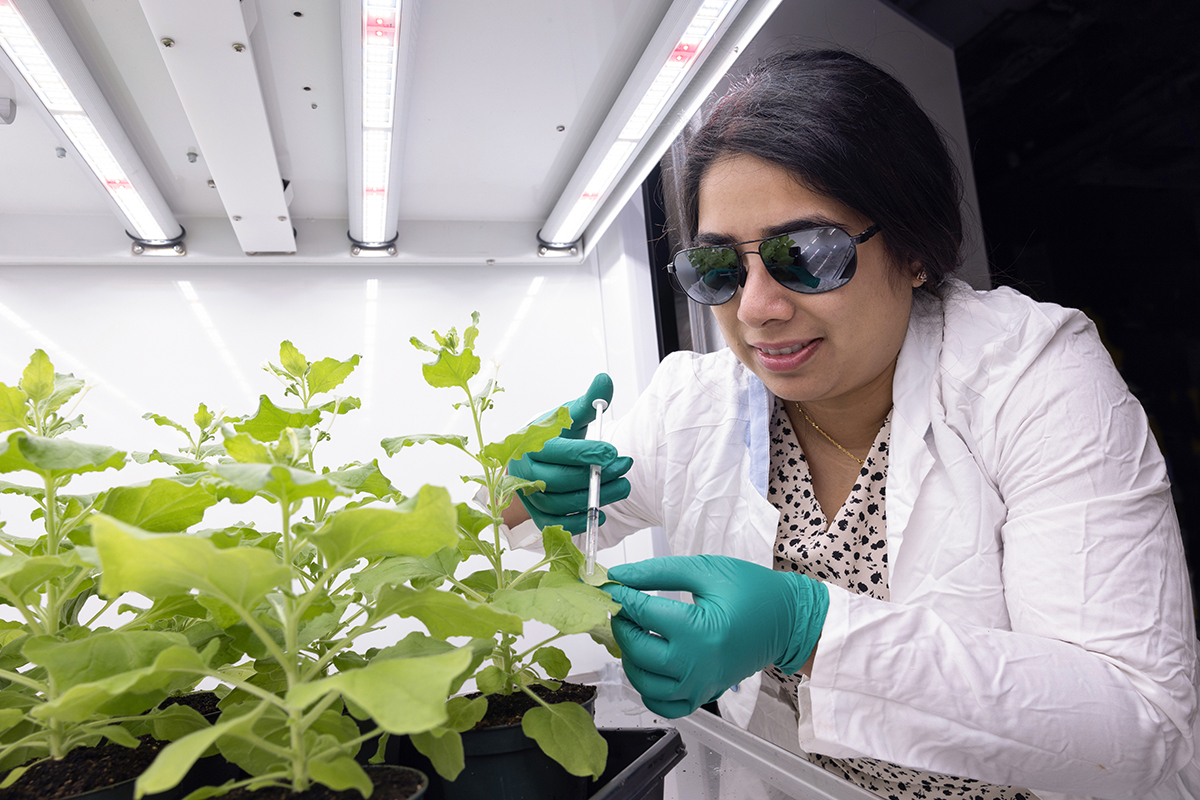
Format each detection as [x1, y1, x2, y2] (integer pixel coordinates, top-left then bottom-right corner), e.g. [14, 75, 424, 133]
[693, 216, 844, 247]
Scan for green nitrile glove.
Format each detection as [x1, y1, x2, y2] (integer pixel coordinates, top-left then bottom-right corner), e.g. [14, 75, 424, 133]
[508, 373, 633, 534]
[603, 555, 829, 719]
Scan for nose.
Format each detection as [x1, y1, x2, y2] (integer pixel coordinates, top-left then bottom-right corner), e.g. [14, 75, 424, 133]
[735, 251, 794, 327]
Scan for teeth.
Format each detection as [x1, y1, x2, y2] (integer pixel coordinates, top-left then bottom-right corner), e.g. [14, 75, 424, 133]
[763, 343, 804, 356]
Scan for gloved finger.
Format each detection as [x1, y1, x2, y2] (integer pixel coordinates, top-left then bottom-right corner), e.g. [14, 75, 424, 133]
[640, 694, 699, 720]
[511, 455, 631, 494]
[519, 477, 631, 515]
[519, 437, 619, 468]
[516, 501, 606, 535]
[607, 555, 734, 597]
[603, 583, 696, 640]
[622, 658, 686, 700]
[610, 615, 679, 677]
[560, 374, 614, 439]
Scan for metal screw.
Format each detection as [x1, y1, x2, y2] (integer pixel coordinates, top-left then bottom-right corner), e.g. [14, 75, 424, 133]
[207, 179, 216, 188]
[186, 151, 198, 163]
[173, 244, 184, 253]
[232, 215, 242, 221]
[556, 125, 565, 132]
[278, 216, 286, 221]
[55, 147, 66, 158]
[352, 246, 362, 256]
[161, 38, 174, 48]
[387, 246, 397, 255]
[486, 259, 496, 266]
[538, 246, 548, 255]
[233, 43, 245, 52]
[571, 247, 578, 255]
[311, 103, 317, 109]
[132, 244, 144, 254]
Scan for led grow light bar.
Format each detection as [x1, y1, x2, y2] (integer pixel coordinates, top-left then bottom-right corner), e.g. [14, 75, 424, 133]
[342, 0, 413, 253]
[539, 0, 781, 253]
[360, 0, 399, 245]
[0, 0, 182, 245]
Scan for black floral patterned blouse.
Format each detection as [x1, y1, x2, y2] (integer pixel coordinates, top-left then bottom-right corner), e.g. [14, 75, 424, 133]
[764, 398, 1034, 800]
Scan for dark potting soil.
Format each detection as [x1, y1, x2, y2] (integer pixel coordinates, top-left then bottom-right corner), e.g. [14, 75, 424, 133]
[218, 767, 424, 799]
[159, 690, 222, 717]
[0, 735, 168, 800]
[466, 682, 597, 729]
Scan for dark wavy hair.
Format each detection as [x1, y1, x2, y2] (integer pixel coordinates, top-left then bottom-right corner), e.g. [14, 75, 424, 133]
[678, 49, 964, 294]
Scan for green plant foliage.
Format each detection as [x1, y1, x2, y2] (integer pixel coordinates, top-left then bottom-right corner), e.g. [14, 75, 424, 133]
[384, 314, 616, 781]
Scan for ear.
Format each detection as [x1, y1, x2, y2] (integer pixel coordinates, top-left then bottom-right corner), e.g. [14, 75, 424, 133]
[910, 264, 928, 288]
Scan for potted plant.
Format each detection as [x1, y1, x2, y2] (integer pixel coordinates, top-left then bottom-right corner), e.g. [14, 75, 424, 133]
[0, 351, 222, 798]
[378, 314, 621, 796]
[80, 342, 490, 799]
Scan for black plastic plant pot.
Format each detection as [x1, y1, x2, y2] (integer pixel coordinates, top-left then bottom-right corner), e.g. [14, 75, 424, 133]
[392, 727, 685, 800]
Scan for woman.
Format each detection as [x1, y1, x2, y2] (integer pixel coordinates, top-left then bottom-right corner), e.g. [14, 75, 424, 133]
[506, 49, 1199, 799]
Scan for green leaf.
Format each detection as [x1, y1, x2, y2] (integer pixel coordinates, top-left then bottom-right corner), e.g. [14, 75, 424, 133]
[0, 431, 126, 477]
[475, 665, 505, 694]
[309, 485, 458, 566]
[421, 349, 480, 390]
[323, 461, 394, 499]
[194, 404, 214, 431]
[317, 396, 361, 416]
[151, 703, 211, 742]
[233, 396, 320, 443]
[309, 756, 371, 795]
[532, 646, 571, 680]
[20, 351, 54, 404]
[211, 463, 347, 505]
[491, 575, 620, 635]
[411, 728, 464, 781]
[353, 547, 461, 595]
[0, 384, 27, 433]
[521, 701, 607, 779]
[44, 373, 85, 417]
[287, 648, 472, 735]
[380, 433, 470, 456]
[542, 525, 585, 577]
[372, 585, 523, 639]
[100, 478, 216, 532]
[307, 355, 360, 396]
[93, 515, 291, 610]
[136, 701, 269, 797]
[279, 341, 308, 379]
[130, 450, 209, 475]
[143, 412, 190, 438]
[97, 724, 142, 749]
[370, 631, 457, 662]
[0, 552, 78, 600]
[482, 405, 571, 466]
[580, 563, 615, 587]
[222, 434, 271, 464]
[26, 633, 210, 721]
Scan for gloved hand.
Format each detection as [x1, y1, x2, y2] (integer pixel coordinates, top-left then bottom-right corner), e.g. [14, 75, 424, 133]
[508, 374, 633, 534]
[603, 555, 829, 718]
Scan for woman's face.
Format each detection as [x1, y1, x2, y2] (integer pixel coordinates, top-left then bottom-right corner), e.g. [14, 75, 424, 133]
[699, 154, 921, 407]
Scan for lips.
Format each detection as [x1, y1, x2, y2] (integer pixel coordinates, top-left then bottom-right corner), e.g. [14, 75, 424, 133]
[751, 338, 821, 372]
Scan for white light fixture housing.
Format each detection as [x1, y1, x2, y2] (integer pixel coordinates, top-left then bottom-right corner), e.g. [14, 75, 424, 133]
[0, 0, 184, 250]
[538, 0, 781, 257]
[341, 0, 417, 256]
[140, 0, 296, 255]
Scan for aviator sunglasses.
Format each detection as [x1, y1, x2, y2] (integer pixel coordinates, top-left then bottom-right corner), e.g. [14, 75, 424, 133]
[667, 223, 881, 306]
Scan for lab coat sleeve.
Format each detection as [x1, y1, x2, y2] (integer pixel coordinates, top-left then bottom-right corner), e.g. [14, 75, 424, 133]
[802, 309, 1197, 799]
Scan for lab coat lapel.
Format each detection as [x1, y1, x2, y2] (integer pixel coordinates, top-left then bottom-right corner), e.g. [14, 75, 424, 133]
[886, 302, 942, 590]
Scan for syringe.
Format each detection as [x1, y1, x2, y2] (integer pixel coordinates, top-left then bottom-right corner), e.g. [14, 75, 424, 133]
[584, 397, 608, 577]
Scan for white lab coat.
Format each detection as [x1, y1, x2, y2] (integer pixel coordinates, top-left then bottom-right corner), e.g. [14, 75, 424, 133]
[587, 281, 1200, 800]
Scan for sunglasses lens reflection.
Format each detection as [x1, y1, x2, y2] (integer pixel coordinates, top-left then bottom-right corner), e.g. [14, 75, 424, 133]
[671, 226, 858, 305]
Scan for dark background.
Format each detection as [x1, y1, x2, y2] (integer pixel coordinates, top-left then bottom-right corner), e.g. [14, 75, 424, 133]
[646, 0, 1200, 598]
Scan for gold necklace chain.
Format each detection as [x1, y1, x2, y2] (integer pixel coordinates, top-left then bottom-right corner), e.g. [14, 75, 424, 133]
[793, 402, 865, 467]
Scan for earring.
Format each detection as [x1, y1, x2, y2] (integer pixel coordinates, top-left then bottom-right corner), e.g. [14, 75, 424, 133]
[917, 269, 928, 284]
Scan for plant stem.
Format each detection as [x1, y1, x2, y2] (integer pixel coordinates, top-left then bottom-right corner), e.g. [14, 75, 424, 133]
[0, 668, 47, 693]
[514, 632, 565, 664]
